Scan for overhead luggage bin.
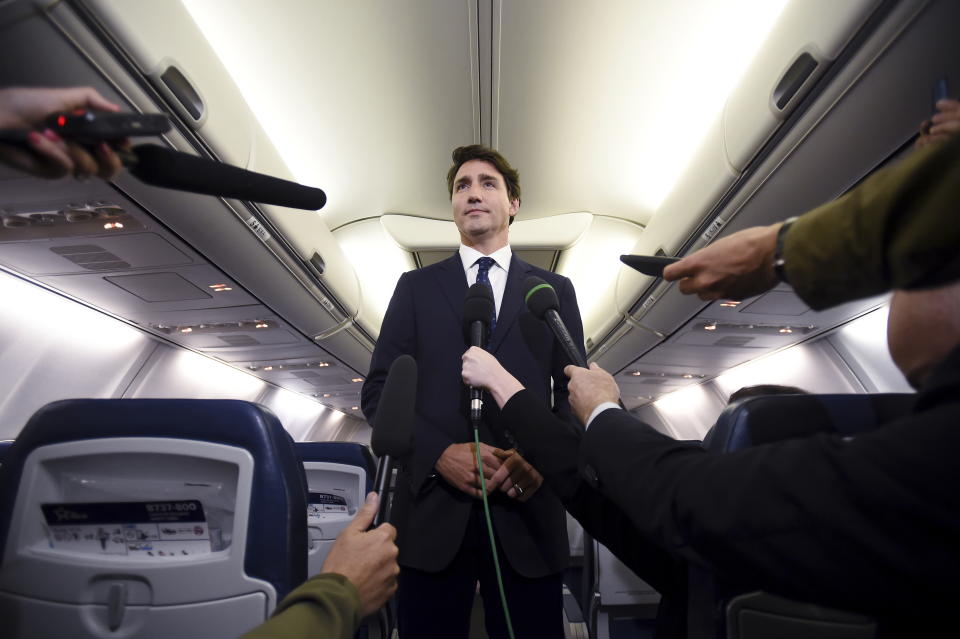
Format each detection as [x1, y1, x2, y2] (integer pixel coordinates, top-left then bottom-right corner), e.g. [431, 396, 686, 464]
[723, 0, 884, 172]
[0, 0, 371, 377]
[605, 117, 734, 360]
[58, 0, 365, 339]
[596, 0, 956, 377]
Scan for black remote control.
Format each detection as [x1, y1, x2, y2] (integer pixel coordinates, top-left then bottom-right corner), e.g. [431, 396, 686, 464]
[45, 109, 171, 142]
[0, 110, 171, 145]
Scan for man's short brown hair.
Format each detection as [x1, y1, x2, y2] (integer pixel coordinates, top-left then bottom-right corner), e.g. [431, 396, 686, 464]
[446, 144, 521, 206]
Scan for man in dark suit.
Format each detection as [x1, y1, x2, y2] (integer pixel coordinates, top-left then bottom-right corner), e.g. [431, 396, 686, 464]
[361, 145, 585, 638]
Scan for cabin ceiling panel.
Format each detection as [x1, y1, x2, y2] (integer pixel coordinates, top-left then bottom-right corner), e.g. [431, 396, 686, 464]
[497, 0, 788, 225]
[183, 0, 477, 231]
[619, 292, 887, 401]
[206, 344, 326, 364]
[0, 233, 194, 275]
[37, 265, 257, 314]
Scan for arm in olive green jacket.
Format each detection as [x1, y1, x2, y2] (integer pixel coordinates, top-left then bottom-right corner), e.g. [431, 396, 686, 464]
[786, 135, 960, 309]
[240, 573, 361, 639]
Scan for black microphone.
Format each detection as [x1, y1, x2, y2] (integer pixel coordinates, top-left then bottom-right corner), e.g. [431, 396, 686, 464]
[370, 354, 417, 527]
[463, 282, 495, 424]
[127, 143, 327, 210]
[522, 276, 588, 369]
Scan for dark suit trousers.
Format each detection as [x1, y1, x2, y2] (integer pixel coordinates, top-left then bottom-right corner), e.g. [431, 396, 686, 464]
[397, 503, 564, 638]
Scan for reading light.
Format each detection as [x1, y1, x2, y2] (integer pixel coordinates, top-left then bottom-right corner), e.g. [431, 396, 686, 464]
[351, 377, 363, 383]
[263, 366, 273, 371]
[255, 322, 269, 329]
[720, 301, 741, 308]
[682, 374, 694, 379]
[180, 327, 193, 333]
[94, 205, 125, 218]
[63, 208, 95, 223]
[699, 321, 814, 335]
[2, 216, 29, 228]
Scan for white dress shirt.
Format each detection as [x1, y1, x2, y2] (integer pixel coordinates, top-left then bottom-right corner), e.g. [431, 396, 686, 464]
[459, 244, 512, 319]
[585, 402, 621, 429]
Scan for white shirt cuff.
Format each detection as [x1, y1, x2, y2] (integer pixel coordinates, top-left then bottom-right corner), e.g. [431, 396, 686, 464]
[585, 402, 621, 430]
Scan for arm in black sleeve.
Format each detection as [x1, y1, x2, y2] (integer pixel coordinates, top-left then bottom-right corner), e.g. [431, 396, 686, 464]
[500, 389, 685, 598]
[579, 405, 960, 619]
[361, 272, 454, 493]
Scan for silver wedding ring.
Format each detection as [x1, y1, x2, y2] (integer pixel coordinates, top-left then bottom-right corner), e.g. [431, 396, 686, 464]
[515, 484, 524, 496]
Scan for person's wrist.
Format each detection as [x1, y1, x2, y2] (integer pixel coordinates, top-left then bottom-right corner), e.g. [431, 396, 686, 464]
[489, 377, 523, 408]
[772, 217, 798, 284]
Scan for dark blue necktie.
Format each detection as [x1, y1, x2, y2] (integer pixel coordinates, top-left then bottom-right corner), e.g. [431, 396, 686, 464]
[475, 256, 497, 338]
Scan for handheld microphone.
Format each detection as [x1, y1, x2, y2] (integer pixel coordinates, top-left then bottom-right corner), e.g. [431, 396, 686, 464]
[463, 282, 495, 423]
[370, 354, 417, 527]
[522, 276, 588, 369]
[128, 143, 327, 210]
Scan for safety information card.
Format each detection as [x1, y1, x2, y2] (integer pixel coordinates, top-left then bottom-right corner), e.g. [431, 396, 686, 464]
[41, 500, 212, 558]
[306, 492, 349, 522]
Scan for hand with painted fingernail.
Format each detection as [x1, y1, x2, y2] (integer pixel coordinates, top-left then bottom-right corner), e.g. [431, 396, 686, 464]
[0, 86, 124, 179]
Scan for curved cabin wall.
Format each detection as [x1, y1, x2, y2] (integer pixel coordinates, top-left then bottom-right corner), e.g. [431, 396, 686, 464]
[0, 270, 363, 441]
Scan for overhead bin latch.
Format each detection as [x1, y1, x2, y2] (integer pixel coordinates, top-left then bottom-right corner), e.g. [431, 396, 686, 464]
[622, 312, 666, 339]
[772, 51, 820, 111]
[313, 316, 355, 341]
[159, 64, 205, 122]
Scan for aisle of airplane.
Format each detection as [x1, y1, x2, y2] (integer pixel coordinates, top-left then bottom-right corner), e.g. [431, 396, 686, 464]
[1, 0, 954, 430]
[1, 0, 958, 638]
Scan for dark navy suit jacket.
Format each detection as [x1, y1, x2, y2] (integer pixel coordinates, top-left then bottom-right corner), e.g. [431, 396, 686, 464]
[361, 251, 585, 577]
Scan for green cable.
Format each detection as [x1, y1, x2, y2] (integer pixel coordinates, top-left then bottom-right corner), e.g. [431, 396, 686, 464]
[474, 427, 517, 639]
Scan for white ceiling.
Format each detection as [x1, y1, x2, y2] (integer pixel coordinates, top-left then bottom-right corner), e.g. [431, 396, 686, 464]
[182, 0, 789, 231]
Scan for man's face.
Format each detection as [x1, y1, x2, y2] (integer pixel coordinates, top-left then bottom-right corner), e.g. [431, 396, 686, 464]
[451, 159, 518, 244]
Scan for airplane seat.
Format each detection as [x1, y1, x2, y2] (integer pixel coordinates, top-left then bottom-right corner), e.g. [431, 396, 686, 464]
[706, 392, 916, 452]
[0, 440, 12, 466]
[0, 398, 308, 639]
[295, 441, 375, 574]
[586, 536, 661, 639]
[294, 441, 387, 639]
[690, 393, 916, 639]
[561, 513, 589, 639]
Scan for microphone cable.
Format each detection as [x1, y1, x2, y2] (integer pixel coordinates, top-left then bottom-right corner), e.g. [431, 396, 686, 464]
[463, 283, 517, 639]
[472, 415, 517, 639]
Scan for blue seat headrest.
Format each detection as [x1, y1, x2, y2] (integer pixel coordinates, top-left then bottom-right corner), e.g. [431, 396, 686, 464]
[706, 393, 915, 453]
[0, 399, 307, 599]
[296, 441, 377, 494]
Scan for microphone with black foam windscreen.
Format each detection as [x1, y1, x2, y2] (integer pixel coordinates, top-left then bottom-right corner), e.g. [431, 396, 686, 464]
[0, 110, 327, 210]
[129, 144, 327, 210]
[463, 282, 495, 424]
[370, 354, 417, 527]
[522, 276, 588, 369]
